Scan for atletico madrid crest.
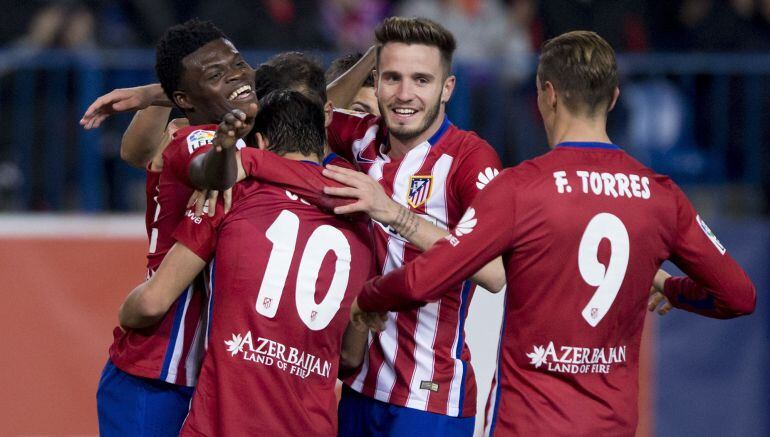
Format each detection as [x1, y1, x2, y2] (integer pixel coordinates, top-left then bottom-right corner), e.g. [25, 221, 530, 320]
[407, 175, 433, 208]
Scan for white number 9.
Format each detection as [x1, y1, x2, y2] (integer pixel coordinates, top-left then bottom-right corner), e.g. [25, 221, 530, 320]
[578, 213, 629, 327]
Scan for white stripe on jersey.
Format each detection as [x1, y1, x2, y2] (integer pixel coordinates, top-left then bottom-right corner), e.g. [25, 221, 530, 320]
[164, 285, 193, 383]
[371, 142, 432, 400]
[406, 300, 441, 410]
[484, 369, 500, 437]
[350, 332, 374, 392]
[352, 124, 380, 160]
[184, 283, 210, 386]
[374, 236, 406, 400]
[405, 155, 453, 410]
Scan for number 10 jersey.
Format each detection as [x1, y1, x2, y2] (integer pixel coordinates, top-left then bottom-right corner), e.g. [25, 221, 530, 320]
[174, 176, 374, 436]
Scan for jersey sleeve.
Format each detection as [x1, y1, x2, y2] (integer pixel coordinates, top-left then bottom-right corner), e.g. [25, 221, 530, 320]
[240, 147, 355, 213]
[326, 109, 376, 163]
[450, 139, 503, 209]
[165, 126, 237, 188]
[663, 186, 756, 318]
[171, 205, 225, 263]
[357, 170, 516, 312]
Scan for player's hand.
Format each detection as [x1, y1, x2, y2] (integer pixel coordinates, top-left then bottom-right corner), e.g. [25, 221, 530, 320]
[648, 269, 673, 315]
[187, 188, 233, 217]
[213, 104, 258, 151]
[350, 298, 388, 332]
[80, 84, 170, 129]
[322, 164, 400, 223]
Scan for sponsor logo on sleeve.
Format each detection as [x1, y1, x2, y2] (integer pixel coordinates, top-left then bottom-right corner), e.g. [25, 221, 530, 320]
[455, 207, 477, 236]
[476, 167, 500, 190]
[186, 130, 215, 154]
[696, 215, 726, 255]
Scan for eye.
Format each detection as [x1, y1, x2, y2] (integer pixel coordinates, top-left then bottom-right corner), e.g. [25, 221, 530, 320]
[208, 71, 223, 81]
[416, 77, 429, 85]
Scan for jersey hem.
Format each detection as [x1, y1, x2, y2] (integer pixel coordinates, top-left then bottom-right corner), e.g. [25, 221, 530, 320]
[349, 385, 476, 418]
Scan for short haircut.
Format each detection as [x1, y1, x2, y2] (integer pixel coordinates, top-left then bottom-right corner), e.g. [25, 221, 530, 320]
[325, 53, 374, 87]
[262, 52, 327, 106]
[537, 31, 618, 116]
[254, 90, 325, 159]
[374, 16, 456, 76]
[155, 19, 226, 102]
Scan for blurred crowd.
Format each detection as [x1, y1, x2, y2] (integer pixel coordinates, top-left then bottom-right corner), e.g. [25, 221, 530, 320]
[3, 0, 770, 56]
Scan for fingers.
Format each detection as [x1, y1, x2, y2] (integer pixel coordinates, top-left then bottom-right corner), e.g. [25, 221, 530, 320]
[657, 301, 673, 316]
[647, 290, 664, 312]
[194, 190, 208, 217]
[187, 190, 203, 209]
[333, 202, 366, 215]
[323, 186, 362, 199]
[223, 189, 232, 215]
[207, 191, 219, 217]
[323, 166, 368, 188]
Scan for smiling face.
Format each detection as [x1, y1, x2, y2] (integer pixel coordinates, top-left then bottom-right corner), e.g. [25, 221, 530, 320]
[174, 38, 257, 126]
[375, 42, 455, 148]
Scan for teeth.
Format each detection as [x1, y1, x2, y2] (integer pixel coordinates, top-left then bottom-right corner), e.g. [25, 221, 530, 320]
[394, 108, 416, 115]
[228, 85, 252, 101]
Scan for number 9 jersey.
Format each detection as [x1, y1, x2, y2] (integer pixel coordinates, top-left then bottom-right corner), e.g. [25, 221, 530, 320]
[358, 142, 756, 436]
[173, 174, 374, 436]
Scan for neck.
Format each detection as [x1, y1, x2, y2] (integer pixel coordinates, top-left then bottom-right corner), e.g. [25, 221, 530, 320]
[547, 111, 611, 149]
[387, 108, 446, 159]
[279, 151, 321, 164]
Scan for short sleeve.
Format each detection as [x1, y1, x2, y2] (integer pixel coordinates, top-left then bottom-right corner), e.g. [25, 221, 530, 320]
[171, 205, 225, 263]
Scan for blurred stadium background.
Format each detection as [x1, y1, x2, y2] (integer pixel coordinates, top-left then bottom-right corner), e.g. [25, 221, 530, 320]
[0, 0, 767, 436]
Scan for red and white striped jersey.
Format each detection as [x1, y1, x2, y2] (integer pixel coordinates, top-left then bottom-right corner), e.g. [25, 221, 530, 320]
[109, 124, 218, 386]
[328, 109, 502, 417]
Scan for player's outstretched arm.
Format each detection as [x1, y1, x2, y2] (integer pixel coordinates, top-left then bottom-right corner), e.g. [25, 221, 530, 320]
[119, 242, 206, 329]
[189, 105, 257, 190]
[355, 172, 517, 316]
[323, 164, 506, 292]
[663, 190, 756, 318]
[80, 84, 175, 168]
[327, 46, 376, 111]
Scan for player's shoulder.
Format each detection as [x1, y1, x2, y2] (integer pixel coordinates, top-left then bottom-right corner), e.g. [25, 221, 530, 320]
[169, 124, 218, 156]
[442, 125, 496, 154]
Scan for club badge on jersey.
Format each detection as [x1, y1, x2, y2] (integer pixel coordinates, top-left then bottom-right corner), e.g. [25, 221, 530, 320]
[407, 175, 433, 208]
[187, 130, 215, 154]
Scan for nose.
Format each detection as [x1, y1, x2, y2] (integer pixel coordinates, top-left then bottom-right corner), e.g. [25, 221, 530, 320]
[395, 80, 413, 102]
[226, 64, 245, 83]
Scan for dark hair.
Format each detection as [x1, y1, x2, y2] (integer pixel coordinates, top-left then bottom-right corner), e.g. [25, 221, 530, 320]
[538, 31, 618, 116]
[374, 16, 456, 75]
[325, 53, 374, 87]
[261, 52, 327, 106]
[155, 19, 226, 102]
[254, 90, 325, 158]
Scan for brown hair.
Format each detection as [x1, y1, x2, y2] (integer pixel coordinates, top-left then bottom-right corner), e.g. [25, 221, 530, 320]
[537, 31, 618, 116]
[374, 16, 456, 76]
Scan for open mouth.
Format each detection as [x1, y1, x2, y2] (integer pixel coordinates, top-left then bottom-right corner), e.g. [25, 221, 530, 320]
[391, 107, 418, 120]
[228, 85, 254, 101]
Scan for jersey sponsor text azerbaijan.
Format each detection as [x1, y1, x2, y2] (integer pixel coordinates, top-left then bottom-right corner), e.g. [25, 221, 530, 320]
[174, 173, 373, 436]
[358, 142, 756, 435]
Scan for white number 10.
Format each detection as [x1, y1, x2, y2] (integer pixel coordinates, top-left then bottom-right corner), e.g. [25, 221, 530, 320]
[578, 213, 629, 327]
[256, 210, 351, 331]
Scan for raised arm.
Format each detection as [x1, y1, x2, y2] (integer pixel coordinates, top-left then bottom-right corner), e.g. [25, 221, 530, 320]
[326, 46, 376, 110]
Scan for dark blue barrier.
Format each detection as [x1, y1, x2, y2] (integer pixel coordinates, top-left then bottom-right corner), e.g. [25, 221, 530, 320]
[0, 49, 769, 211]
[657, 218, 769, 437]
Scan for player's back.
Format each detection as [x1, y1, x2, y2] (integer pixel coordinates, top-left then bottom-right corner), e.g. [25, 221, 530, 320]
[490, 143, 705, 435]
[180, 179, 373, 436]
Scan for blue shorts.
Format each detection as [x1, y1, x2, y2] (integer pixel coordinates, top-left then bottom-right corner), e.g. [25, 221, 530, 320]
[338, 385, 475, 437]
[96, 359, 194, 437]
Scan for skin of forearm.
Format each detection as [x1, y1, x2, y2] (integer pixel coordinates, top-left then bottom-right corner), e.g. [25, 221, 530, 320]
[189, 148, 238, 190]
[327, 46, 376, 109]
[120, 106, 172, 168]
[340, 323, 369, 372]
[118, 285, 166, 329]
[388, 204, 506, 292]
